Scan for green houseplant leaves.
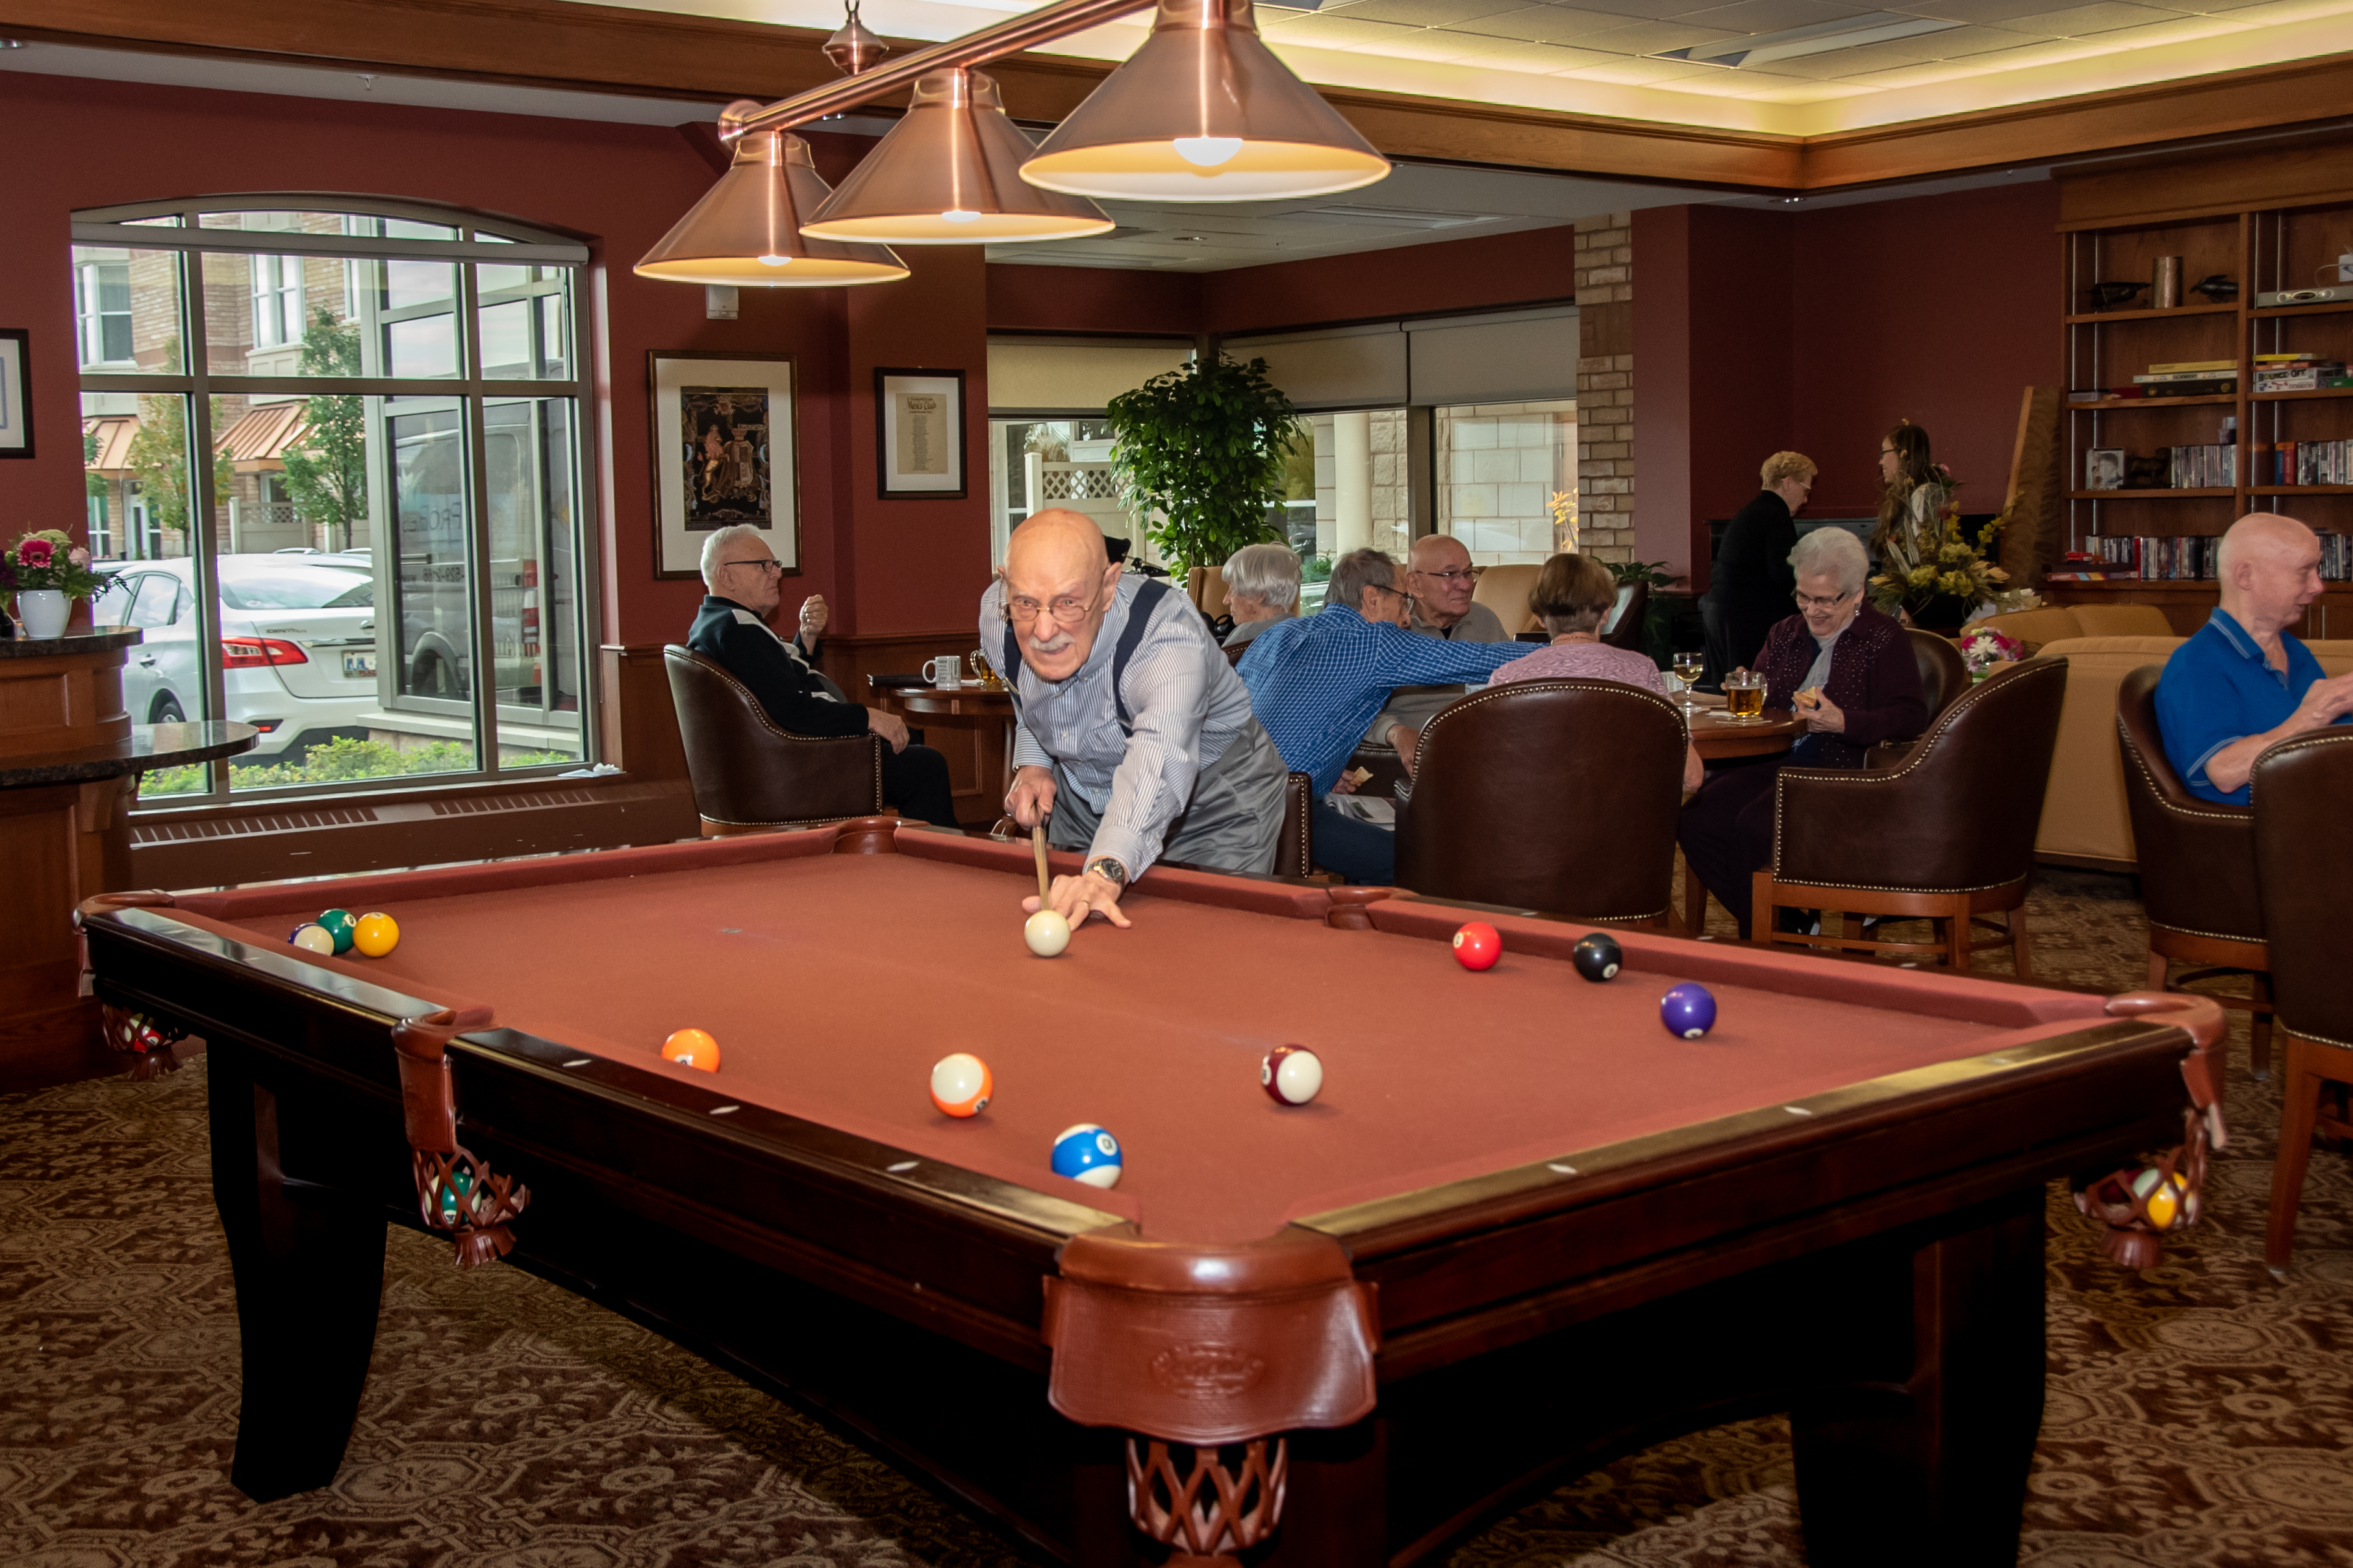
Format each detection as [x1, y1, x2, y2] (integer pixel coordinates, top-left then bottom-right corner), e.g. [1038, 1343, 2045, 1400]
[1105, 355, 1303, 578]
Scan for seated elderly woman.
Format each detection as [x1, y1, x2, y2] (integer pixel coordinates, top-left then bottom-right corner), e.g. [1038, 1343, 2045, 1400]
[1218, 542, 1302, 649]
[1489, 552, 1702, 792]
[1676, 527, 1926, 938]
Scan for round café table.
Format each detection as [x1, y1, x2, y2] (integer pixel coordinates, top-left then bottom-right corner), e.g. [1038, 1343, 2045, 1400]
[1680, 701, 1807, 936]
[870, 678, 1020, 799]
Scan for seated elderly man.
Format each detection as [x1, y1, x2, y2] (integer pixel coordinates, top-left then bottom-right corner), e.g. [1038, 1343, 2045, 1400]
[1491, 553, 1703, 793]
[2157, 511, 2353, 802]
[1239, 547, 1527, 884]
[1218, 542, 1301, 650]
[985, 509, 1289, 934]
[1677, 527, 1925, 938]
[687, 523, 958, 828]
[1365, 533, 1515, 765]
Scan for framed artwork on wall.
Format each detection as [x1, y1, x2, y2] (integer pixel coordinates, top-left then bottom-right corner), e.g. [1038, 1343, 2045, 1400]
[875, 367, 966, 499]
[0, 330, 32, 459]
[649, 351, 798, 580]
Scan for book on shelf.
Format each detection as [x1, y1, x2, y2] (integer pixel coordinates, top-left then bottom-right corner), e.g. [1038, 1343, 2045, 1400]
[2148, 360, 2237, 373]
[2252, 364, 2352, 392]
[2254, 438, 2353, 485]
[2133, 369, 2239, 384]
[2254, 351, 2326, 364]
[2077, 531, 2352, 582]
[2159, 444, 2237, 488]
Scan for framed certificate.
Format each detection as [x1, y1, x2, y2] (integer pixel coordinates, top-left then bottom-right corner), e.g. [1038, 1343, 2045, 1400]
[875, 367, 966, 499]
[648, 351, 798, 580]
[0, 330, 32, 459]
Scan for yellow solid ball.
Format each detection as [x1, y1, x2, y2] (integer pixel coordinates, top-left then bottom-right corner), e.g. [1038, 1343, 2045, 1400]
[352, 912, 401, 958]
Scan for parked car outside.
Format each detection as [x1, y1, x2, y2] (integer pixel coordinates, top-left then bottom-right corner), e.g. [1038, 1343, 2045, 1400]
[94, 555, 379, 758]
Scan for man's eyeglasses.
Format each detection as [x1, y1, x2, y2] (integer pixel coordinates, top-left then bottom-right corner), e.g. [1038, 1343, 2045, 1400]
[1793, 588, 1855, 611]
[1416, 568, 1476, 584]
[725, 558, 784, 576]
[1000, 591, 1097, 626]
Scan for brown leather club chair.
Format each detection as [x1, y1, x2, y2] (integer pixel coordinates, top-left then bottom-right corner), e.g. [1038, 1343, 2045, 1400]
[2116, 664, 2273, 1075]
[1394, 680, 1687, 926]
[664, 645, 885, 836]
[1752, 657, 2067, 971]
[1601, 577, 1650, 653]
[2251, 728, 2353, 1273]
[1911, 628, 1970, 719]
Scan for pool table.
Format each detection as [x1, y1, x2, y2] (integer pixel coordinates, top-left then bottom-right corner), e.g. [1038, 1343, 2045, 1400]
[78, 819, 2223, 1567]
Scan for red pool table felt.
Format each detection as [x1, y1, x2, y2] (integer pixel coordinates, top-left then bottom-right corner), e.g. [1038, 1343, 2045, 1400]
[164, 828, 2112, 1245]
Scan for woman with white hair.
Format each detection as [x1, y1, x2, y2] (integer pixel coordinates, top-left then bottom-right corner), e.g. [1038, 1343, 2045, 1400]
[1218, 543, 1302, 650]
[1677, 525, 1927, 938]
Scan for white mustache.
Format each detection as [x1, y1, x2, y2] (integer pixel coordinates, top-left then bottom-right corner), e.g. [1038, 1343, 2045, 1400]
[1027, 630, 1074, 655]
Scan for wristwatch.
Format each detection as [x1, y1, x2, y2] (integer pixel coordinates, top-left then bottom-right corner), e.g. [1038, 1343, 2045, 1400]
[1084, 856, 1129, 888]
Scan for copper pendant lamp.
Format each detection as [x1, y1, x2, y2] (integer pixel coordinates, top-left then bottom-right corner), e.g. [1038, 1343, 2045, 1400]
[1020, 0, 1389, 203]
[803, 68, 1113, 245]
[633, 120, 909, 287]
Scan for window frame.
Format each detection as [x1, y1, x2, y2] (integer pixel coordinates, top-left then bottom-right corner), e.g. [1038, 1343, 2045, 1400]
[73, 195, 600, 807]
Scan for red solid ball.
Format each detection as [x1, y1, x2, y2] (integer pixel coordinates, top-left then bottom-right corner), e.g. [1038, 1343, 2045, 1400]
[1452, 921, 1502, 971]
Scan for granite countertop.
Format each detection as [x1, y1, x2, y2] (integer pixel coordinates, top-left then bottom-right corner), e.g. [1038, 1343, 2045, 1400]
[0, 628, 142, 659]
[0, 721, 260, 788]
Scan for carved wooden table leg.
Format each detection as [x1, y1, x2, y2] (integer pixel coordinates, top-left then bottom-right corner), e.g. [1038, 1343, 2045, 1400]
[1127, 1437, 1288, 1565]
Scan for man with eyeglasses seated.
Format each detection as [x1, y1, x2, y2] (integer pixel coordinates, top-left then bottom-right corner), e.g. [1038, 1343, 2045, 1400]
[1238, 547, 1527, 886]
[1676, 527, 1925, 940]
[1363, 534, 1515, 771]
[984, 509, 1289, 934]
[688, 523, 959, 828]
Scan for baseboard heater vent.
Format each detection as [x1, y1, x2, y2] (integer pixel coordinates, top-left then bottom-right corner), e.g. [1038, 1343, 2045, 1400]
[134, 806, 382, 845]
[432, 788, 605, 817]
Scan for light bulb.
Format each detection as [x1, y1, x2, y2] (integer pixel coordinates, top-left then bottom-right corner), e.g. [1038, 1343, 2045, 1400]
[940, 209, 982, 224]
[1172, 136, 1244, 168]
[757, 253, 792, 268]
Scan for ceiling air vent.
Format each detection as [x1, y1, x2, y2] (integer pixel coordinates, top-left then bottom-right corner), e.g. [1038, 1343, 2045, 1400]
[1290, 206, 1496, 230]
[1654, 12, 1959, 68]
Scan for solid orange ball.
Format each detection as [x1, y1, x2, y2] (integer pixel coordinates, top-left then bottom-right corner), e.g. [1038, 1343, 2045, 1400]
[662, 1028, 721, 1071]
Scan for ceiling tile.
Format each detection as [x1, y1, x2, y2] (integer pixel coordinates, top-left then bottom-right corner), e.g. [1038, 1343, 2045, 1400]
[1965, 1, 2190, 31]
[1888, 0, 2098, 20]
[1432, 36, 1631, 66]
[1445, 5, 1664, 40]
[1555, 54, 1731, 77]
[1913, 32, 2109, 64]
[1570, 16, 1748, 47]
[1542, 0, 1738, 19]
[1253, 12, 1431, 42]
[1316, 0, 1536, 24]
[2067, 11, 2254, 38]
[1668, 0, 1885, 29]
[1340, 29, 1502, 56]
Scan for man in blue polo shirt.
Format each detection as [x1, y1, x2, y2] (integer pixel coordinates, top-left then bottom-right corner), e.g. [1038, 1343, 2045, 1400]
[2156, 512, 2353, 803]
[1238, 547, 1526, 883]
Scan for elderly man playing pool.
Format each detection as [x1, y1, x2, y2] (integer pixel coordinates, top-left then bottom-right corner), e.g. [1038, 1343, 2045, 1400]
[984, 509, 1289, 935]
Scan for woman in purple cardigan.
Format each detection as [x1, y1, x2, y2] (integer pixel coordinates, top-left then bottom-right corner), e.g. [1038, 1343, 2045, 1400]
[1678, 527, 1926, 938]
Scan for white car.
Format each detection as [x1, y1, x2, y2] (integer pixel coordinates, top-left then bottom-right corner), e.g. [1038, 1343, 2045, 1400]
[96, 555, 379, 758]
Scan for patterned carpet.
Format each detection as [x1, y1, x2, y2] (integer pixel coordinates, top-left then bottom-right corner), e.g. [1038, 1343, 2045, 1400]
[3, 868, 2348, 1568]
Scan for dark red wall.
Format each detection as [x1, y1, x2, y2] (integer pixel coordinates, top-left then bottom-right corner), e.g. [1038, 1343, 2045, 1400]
[1636, 180, 2061, 585]
[985, 266, 1198, 338]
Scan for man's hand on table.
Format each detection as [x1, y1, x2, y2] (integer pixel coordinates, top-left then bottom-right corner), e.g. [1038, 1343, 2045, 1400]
[1005, 765, 1057, 829]
[866, 707, 910, 753]
[1023, 868, 1132, 931]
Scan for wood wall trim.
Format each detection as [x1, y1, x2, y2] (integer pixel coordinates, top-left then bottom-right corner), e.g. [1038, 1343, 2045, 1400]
[2054, 125, 2353, 229]
[7, 0, 2350, 195]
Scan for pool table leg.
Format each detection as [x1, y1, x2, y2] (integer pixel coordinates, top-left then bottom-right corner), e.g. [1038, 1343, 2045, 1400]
[1789, 1190, 2045, 1567]
[209, 1039, 388, 1502]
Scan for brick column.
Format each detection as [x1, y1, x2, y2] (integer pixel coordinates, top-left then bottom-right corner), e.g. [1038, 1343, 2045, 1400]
[1574, 213, 1633, 564]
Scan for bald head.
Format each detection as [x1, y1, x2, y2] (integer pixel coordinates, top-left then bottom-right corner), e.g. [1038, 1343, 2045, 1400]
[2218, 511, 2324, 638]
[1001, 508, 1124, 683]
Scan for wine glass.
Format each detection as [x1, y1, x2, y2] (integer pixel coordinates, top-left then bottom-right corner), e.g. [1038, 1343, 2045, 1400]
[1670, 651, 1704, 711]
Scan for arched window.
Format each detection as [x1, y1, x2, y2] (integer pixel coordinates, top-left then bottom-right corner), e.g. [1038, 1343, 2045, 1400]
[70, 197, 594, 800]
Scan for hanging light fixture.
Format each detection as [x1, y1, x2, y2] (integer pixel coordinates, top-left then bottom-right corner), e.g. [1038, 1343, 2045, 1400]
[822, 0, 890, 76]
[633, 114, 909, 287]
[802, 68, 1113, 245]
[1019, 0, 1389, 203]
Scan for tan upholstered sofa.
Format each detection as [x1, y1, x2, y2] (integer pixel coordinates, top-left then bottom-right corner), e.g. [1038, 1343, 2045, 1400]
[1973, 603, 2176, 647]
[2031, 632, 2353, 868]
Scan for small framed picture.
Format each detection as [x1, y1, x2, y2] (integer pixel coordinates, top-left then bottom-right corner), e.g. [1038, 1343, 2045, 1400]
[648, 351, 798, 580]
[2084, 448, 2125, 491]
[875, 368, 966, 499]
[0, 330, 32, 459]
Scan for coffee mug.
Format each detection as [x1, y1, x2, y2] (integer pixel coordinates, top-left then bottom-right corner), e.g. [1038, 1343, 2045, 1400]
[924, 655, 963, 688]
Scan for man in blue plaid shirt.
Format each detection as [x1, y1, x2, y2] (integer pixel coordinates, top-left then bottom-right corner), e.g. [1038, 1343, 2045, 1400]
[1238, 547, 1526, 883]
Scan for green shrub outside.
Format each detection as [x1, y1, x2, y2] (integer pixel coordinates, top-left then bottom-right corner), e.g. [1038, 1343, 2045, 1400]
[140, 736, 576, 798]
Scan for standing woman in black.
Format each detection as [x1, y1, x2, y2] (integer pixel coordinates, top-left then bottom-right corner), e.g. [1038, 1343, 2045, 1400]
[1705, 450, 1816, 672]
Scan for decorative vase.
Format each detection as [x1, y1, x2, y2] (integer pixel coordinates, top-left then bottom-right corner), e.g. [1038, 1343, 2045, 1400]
[1906, 593, 1973, 632]
[16, 589, 69, 639]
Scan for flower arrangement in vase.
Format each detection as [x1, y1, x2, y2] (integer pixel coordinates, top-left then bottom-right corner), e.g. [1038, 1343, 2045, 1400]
[1869, 502, 2011, 630]
[1957, 624, 2026, 680]
[5, 529, 116, 639]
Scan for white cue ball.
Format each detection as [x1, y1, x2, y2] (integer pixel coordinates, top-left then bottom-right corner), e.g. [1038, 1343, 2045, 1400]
[1024, 910, 1072, 958]
[290, 924, 336, 955]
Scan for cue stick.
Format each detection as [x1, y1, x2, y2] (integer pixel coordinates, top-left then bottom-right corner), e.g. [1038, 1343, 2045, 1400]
[1031, 824, 1051, 902]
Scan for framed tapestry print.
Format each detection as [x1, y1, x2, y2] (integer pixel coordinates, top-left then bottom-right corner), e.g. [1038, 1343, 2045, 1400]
[875, 367, 966, 499]
[0, 330, 32, 459]
[649, 351, 798, 579]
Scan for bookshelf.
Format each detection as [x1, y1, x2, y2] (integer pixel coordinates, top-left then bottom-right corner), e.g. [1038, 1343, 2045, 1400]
[2056, 193, 2353, 638]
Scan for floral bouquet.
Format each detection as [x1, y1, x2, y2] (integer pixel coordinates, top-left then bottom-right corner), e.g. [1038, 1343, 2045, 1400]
[5, 529, 113, 599]
[1958, 624, 2026, 678]
[1547, 489, 1578, 554]
[1869, 503, 2010, 623]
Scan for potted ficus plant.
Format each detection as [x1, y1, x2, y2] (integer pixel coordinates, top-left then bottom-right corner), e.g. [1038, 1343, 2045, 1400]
[6, 529, 116, 639]
[1105, 355, 1304, 591]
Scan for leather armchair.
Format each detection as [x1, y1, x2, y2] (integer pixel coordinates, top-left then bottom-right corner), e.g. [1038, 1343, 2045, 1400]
[1754, 658, 2067, 971]
[1861, 631, 1971, 768]
[664, 645, 885, 836]
[2116, 664, 2272, 1074]
[1394, 680, 1687, 926]
[2250, 729, 2353, 1271]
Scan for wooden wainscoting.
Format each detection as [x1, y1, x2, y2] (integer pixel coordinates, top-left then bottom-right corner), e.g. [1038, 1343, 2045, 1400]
[820, 630, 1006, 828]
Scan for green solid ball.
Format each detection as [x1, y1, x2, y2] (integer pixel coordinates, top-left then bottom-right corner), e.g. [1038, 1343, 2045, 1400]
[317, 908, 358, 955]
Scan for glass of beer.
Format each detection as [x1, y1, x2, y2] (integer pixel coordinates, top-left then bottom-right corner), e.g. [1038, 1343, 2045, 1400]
[1724, 669, 1768, 721]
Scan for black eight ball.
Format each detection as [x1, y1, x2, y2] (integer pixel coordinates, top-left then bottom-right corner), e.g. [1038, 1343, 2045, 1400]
[1572, 933, 1622, 983]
